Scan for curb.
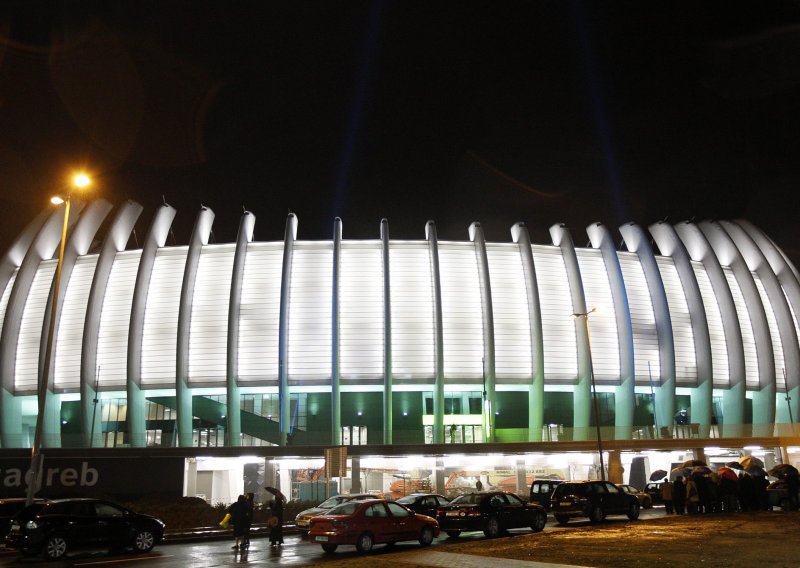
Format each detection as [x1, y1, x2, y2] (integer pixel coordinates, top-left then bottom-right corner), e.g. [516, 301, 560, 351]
[164, 523, 300, 544]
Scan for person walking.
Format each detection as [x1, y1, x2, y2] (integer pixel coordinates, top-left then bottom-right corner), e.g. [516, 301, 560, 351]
[242, 493, 255, 548]
[672, 476, 686, 515]
[660, 478, 674, 514]
[476, 479, 483, 492]
[228, 495, 252, 551]
[269, 493, 285, 547]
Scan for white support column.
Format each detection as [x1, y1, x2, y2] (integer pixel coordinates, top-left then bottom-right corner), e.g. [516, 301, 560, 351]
[649, 221, 713, 435]
[426, 221, 445, 445]
[331, 218, 342, 446]
[381, 219, 393, 445]
[699, 220, 775, 425]
[469, 222, 496, 443]
[226, 210, 255, 447]
[620, 222, 676, 432]
[278, 214, 298, 446]
[0, 203, 84, 448]
[127, 203, 177, 448]
[549, 223, 592, 440]
[511, 223, 544, 441]
[720, 221, 800, 423]
[586, 222, 635, 440]
[39, 199, 112, 448]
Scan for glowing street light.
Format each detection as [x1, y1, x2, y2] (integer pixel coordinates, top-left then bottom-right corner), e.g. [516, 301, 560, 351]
[26, 173, 92, 505]
[573, 307, 606, 481]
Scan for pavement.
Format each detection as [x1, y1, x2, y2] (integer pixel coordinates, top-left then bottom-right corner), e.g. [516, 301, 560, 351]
[392, 551, 592, 567]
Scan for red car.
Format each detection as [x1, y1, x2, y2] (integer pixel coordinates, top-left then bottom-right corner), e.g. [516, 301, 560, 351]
[309, 498, 440, 553]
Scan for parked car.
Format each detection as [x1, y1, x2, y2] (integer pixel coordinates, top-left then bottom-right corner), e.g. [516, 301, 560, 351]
[295, 493, 376, 536]
[395, 493, 450, 518]
[0, 499, 49, 540]
[435, 491, 547, 538]
[309, 499, 439, 553]
[645, 482, 663, 504]
[529, 479, 563, 510]
[551, 481, 640, 524]
[4, 498, 165, 560]
[618, 484, 653, 508]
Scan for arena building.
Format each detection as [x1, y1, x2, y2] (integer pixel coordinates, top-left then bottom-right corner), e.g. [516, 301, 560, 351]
[0, 199, 798, 502]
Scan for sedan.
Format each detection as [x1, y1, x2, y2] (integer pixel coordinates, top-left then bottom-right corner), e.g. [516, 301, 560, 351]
[395, 493, 450, 518]
[5, 498, 165, 560]
[435, 491, 547, 538]
[309, 499, 439, 553]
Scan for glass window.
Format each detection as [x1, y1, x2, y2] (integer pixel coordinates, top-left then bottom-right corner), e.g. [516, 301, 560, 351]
[506, 494, 524, 507]
[489, 494, 508, 507]
[327, 502, 360, 515]
[530, 485, 539, 494]
[95, 503, 125, 517]
[386, 502, 411, 517]
[436, 496, 450, 506]
[605, 483, 619, 494]
[70, 503, 96, 517]
[366, 504, 388, 517]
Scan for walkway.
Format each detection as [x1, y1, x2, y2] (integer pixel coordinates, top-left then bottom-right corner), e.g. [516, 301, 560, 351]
[395, 550, 593, 568]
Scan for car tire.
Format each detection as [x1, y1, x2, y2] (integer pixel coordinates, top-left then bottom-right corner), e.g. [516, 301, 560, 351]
[555, 514, 570, 525]
[419, 525, 435, 546]
[133, 528, 156, 553]
[445, 530, 461, 538]
[43, 534, 68, 560]
[321, 543, 338, 553]
[627, 500, 640, 520]
[483, 516, 501, 538]
[531, 511, 547, 533]
[589, 505, 605, 523]
[355, 532, 374, 553]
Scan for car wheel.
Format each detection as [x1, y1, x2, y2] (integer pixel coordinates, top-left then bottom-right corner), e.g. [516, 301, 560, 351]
[627, 500, 640, 520]
[419, 525, 435, 546]
[321, 543, 338, 553]
[531, 511, 547, 533]
[133, 528, 156, 553]
[355, 532, 374, 553]
[43, 534, 68, 560]
[484, 516, 501, 538]
[445, 530, 461, 538]
[555, 514, 570, 525]
[589, 505, 605, 523]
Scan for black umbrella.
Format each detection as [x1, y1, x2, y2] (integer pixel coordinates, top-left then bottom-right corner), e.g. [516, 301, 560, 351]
[768, 463, 800, 478]
[650, 469, 668, 481]
[746, 466, 767, 477]
[264, 486, 287, 502]
[725, 461, 744, 470]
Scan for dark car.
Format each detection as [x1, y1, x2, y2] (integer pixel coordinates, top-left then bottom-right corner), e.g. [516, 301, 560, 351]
[551, 481, 640, 524]
[5, 498, 165, 560]
[309, 499, 439, 553]
[0, 499, 49, 540]
[435, 491, 547, 538]
[529, 479, 563, 510]
[395, 493, 450, 518]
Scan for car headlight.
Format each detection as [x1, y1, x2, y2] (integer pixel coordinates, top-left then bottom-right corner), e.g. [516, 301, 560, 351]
[25, 520, 39, 530]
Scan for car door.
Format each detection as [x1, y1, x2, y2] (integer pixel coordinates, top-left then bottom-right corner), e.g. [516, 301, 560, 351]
[604, 483, 625, 513]
[386, 502, 416, 541]
[419, 496, 438, 518]
[503, 493, 528, 528]
[364, 503, 393, 543]
[65, 502, 99, 548]
[94, 502, 131, 548]
[487, 493, 513, 528]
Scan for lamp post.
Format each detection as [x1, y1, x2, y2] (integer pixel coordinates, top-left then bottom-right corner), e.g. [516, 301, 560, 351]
[573, 307, 606, 481]
[26, 173, 90, 505]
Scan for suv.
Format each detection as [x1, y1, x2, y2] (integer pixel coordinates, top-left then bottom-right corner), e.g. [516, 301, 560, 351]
[5, 498, 165, 560]
[551, 481, 640, 524]
[529, 479, 563, 510]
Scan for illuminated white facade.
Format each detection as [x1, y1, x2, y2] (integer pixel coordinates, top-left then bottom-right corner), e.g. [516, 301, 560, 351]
[0, 201, 799, 449]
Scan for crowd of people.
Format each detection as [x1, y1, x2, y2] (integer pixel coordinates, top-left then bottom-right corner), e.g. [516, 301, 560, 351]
[225, 490, 285, 553]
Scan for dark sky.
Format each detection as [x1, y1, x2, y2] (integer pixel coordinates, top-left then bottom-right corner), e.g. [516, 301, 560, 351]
[1, 1, 800, 264]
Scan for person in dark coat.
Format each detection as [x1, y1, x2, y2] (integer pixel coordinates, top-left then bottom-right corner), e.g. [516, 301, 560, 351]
[672, 476, 686, 514]
[269, 495, 285, 546]
[229, 495, 252, 551]
[739, 471, 756, 511]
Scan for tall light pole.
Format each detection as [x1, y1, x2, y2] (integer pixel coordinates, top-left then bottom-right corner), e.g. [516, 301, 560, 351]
[573, 307, 606, 481]
[26, 173, 91, 505]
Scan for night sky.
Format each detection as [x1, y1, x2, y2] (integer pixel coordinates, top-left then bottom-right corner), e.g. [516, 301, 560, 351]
[1, 1, 799, 264]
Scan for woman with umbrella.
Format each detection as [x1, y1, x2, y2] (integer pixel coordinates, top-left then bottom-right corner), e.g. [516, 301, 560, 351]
[265, 487, 286, 547]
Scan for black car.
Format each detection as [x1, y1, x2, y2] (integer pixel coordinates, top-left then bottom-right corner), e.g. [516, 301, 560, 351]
[0, 499, 50, 540]
[5, 498, 165, 560]
[551, 481, 640, 524]
[395, 493, 451, 518]
[529, 479, 563, 510]
[435, 491, 547, 538]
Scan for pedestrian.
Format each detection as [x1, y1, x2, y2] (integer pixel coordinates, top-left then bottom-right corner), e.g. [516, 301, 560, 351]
[660, 478, 674, 514]
[269, 494, 285, 547]
[785, 471, 799, 509]
[242, 493, 255, 548]
[476, 479, 483, 492]
[739, 471, 755, 511]
[228, 495, 252, 551]
[673, 476, 686, 515]
[685, 476, 700, 514]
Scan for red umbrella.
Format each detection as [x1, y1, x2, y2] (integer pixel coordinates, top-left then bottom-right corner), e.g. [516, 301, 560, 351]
[717, 467, 738, 481]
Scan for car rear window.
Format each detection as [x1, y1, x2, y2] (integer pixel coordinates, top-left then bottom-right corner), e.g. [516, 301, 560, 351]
[450, 493, 483, 505]
[396, 496, 415, 504]
[326, 502, 361, 516]
[554, 484, 588, 496]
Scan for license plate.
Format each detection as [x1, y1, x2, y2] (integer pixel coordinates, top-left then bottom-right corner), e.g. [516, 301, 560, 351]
[10, 522, 19, 531]
[446, 511, 460, 516]
[316, 536, 328, 542]
[560, 502, 571, 506]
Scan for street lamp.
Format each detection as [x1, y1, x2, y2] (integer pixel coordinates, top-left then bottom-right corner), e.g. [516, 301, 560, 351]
[26, 173, 91, 505]
[573, 307, 606, 481]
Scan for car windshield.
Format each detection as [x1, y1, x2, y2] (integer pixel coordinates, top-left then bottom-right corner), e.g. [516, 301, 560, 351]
[554, 484, 588, 496]
[395, 496, 416, 504]
[450, 493, 483, 505]
[318, 496, 349, 509]
[325, 502, 361, 516]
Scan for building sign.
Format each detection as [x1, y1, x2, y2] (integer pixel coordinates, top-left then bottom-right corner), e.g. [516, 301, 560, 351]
[0, 456, 185, 500]
[324, 447, 347, 478]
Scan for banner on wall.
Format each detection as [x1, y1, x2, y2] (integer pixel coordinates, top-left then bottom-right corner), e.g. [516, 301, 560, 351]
[0, 456, 185, 499]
